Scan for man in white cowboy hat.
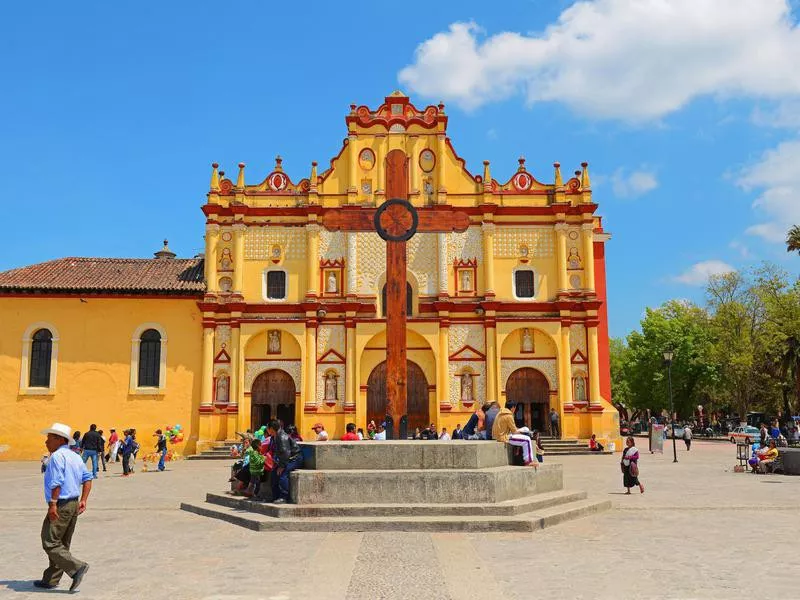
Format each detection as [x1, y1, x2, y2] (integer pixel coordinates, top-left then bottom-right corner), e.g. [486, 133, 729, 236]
[34, 422, 92, 592]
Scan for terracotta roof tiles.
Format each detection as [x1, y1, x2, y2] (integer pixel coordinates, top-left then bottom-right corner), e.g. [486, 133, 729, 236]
[0, 257, 206, 295]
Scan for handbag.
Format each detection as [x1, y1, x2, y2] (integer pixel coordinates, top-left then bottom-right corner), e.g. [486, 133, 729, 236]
[630, 461, 639, 477]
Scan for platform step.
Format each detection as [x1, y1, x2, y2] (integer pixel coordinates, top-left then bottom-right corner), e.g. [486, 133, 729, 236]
[186, 454, 234, 460]
[179, 497, 610, 532]
[204, 489, 589, 518]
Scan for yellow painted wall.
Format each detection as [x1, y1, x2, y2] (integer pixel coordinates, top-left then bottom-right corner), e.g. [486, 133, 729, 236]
[0, 297, 202, 460]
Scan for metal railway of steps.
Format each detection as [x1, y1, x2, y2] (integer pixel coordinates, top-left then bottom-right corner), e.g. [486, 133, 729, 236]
[180, 441, 611, 532]
[539, 436, 613, 456]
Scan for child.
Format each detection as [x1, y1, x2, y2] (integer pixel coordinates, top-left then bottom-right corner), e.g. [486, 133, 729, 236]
[243, 439, 265, 498]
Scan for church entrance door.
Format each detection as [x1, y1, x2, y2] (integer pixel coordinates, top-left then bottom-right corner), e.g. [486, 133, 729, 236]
[367, 360, 429, 436]
[506, 368, 550, 433]
[250, 369, 296, 431]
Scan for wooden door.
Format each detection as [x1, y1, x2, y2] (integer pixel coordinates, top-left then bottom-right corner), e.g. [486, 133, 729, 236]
[251, 369, 296, 430]
[367, 360, 429, 435]
[506, 368, 550, 432]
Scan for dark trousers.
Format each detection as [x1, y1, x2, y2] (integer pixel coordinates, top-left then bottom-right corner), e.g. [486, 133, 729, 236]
[272, 455, 303, 501]
[41, 499, 86, 585]
[122, 452, 131, 475]
[551, 421, 560, 438]
[684, 439, 691, 450]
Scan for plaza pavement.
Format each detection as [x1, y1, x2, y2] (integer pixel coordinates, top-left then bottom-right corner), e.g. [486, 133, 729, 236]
[0, 440, 797, 600]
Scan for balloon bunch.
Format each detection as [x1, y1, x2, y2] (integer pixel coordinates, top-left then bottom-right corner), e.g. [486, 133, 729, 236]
[254, 426, 267, 441]
[165, 424, 184, 444]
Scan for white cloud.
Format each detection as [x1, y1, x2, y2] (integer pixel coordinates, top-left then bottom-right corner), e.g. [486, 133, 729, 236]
[729, 241, 753, 260]
[737, 140, 800, 243]
[610, 168, 658, 199]
[398, 0, 800, 120]
[673, 260, 736, 286]
[752, 101, 800, 129]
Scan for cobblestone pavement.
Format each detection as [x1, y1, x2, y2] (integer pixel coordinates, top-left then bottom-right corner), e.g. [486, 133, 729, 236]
[0, 441, 797, 600]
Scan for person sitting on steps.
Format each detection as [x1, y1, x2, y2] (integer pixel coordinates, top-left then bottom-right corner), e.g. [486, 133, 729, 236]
[589, 434, 604, 452]
[268, 420, 303, 504]
[492, 400, 538, 468]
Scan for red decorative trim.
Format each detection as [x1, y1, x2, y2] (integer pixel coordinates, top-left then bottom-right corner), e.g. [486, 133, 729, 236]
[449, 344, 486, 361]
[214, 349, 231, 363]
[359, 385, 368, 392]
[444, 137, 480, 184]
[198, 405, 214, 414]
[304, 406, 319, 413]
[346, 95, 445, 132]
[0, 292, 203, 300]
[225, 404, 239, 414]
[588, 403, 605, 413]
[318, 349, 346, 364]
[439, 404, 453, 412]
[571, 350, 588, 364]
[344, 405, 356, 413]
[245, 358, 301, 362]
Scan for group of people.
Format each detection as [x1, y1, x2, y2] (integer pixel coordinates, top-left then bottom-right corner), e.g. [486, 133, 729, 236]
[53, 424, 172, 478]
[230, 420, 304, 503]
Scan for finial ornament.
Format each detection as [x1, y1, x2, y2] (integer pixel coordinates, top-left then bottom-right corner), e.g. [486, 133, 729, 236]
[554, 162, 563, 188]
[236, 163, 246, 189]
[210, 163, 220, 192]
[581, 162, 591, 190]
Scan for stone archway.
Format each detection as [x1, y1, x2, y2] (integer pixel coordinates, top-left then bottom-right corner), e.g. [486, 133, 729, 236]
[366, 360, 429, 435]
[505, 368, 550, 432]
[250, 369, 296, 430]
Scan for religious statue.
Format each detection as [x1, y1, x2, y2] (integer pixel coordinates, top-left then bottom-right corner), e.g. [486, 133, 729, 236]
[568, 247, 582, 270]
[460, 373, 473, 403]
[219, 248, 232, 271]
[521, 328, 534, 353]
[423, 178, 434, 204]
[268, 330, 281, 354]
[326, 271, 338, 293]
[461, 271, 472, 291]
[575, 376, 587, 402]
[324, 372, 338, 402]
[216, 375, 229, 404]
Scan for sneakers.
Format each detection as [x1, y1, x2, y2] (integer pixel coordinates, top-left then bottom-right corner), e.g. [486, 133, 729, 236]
[272, 497, 287, 504]
[70, 564, 89, 592]
[33, 581, 57, 589]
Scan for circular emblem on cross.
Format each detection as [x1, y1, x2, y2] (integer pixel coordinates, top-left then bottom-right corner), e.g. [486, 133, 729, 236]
[374, 199, 419, 242]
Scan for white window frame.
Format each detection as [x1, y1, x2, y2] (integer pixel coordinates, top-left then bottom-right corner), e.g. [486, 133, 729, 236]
[262, 268, 288, 302]
[512, 266, 539, 301]
[130, 323, 168, 394]
[19, 322, 60, 395]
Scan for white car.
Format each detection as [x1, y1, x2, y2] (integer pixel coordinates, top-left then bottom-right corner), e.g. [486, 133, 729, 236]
[729, 426, 761, 445]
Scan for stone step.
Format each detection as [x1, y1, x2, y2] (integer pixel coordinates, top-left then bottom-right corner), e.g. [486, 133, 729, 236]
[186, 454, 234, 461]
[290, 464, 562, 504]
[204, 489, 589, 518]
[544, 450, 612, 456]
[179, 497, 611, 532]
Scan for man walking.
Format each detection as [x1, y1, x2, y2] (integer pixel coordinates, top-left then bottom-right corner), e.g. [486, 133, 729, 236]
[549, 408, 561, 439]
[35, 423, 92, 592]
[268, 419, 303, 504]
[154, 429, 168, 471]
[683, 424, 692, 451]
[80, 424, 104, 479]
[106, 428, 120, 464]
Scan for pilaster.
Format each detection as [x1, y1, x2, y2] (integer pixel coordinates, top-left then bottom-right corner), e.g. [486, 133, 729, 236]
[437, 320, 451, 411]
[581, 222, 596, 292]
[306, 222, 321, 297]
[232, 224, 245, 295]
[205, 224, 220, 293]
[304, 321, 318, 411]
[482, 222, 496, 297]
[555, 222, 568, 294]
[437, 232, 449, 299]
[345, 320, 356, 413]
[587, 323, 602, 407]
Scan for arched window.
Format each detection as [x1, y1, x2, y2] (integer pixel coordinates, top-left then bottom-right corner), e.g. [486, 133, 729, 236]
[381, 283, 413, 317]
[29, 329, 53, 387]
[138, 329, 162, 387]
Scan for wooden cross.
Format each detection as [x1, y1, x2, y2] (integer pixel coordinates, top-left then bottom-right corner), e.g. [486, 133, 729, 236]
[321, 149, 470, 437]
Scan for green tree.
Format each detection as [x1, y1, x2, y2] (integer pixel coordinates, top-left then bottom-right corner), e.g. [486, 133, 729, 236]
[622, 300, 719, 418]
[609, 337, 632, 420]
[787, 225, 800, 255]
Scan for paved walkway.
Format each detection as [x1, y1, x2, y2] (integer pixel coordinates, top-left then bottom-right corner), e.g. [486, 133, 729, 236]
[0, 441, 797, 599]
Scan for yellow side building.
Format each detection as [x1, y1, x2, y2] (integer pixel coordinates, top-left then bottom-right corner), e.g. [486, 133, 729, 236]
[0, 92, 619, 460]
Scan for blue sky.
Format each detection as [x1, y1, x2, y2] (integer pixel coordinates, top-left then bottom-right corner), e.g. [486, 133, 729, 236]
[2, 0, 799, 338]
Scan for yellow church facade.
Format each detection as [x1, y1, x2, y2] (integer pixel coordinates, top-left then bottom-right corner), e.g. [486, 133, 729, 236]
[0, 92, 619, 460]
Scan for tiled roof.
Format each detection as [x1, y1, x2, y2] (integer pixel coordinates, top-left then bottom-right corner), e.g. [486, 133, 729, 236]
[0, 257, 206, 295]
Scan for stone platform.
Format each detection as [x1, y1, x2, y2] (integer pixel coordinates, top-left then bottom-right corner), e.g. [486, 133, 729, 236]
[180, 441, 610, 531]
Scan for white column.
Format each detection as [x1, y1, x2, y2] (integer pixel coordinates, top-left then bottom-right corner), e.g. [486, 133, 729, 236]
[346, 232, 358, 296]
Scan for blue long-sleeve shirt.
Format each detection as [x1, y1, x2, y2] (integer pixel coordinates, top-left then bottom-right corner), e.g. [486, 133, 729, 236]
[43, 444, 92, 504]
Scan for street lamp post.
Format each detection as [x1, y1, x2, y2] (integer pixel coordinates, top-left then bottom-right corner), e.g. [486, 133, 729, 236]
[663, 349, 678, 463]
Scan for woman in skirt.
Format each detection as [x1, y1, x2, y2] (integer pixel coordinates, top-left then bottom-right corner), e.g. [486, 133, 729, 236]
[621, 436, 644, 494]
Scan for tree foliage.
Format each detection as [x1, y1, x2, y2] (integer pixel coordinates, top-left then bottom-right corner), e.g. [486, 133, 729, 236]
[612, 264, 800, 419]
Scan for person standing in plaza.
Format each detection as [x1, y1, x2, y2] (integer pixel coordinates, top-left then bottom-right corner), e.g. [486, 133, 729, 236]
[80, 424, 104, 479]
[154, 429, 168, 471]
[121, 429, 134, 476]
[683, 424, 692, 451]
[549, 408, 561, 439]
[106, 428, 119, 464]
[97, 430, 107, 472]
[621, 436, 644, 495]
[35, 423, 92, 592]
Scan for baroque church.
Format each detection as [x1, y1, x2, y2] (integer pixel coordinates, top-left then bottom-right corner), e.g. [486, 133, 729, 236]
[0, 92, 618, 459]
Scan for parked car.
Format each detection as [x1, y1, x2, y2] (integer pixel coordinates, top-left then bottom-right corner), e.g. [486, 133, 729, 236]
[729, 426, 761, 445]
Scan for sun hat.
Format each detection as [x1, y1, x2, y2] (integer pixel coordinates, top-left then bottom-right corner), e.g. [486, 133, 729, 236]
[41, 422, 72, 441]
